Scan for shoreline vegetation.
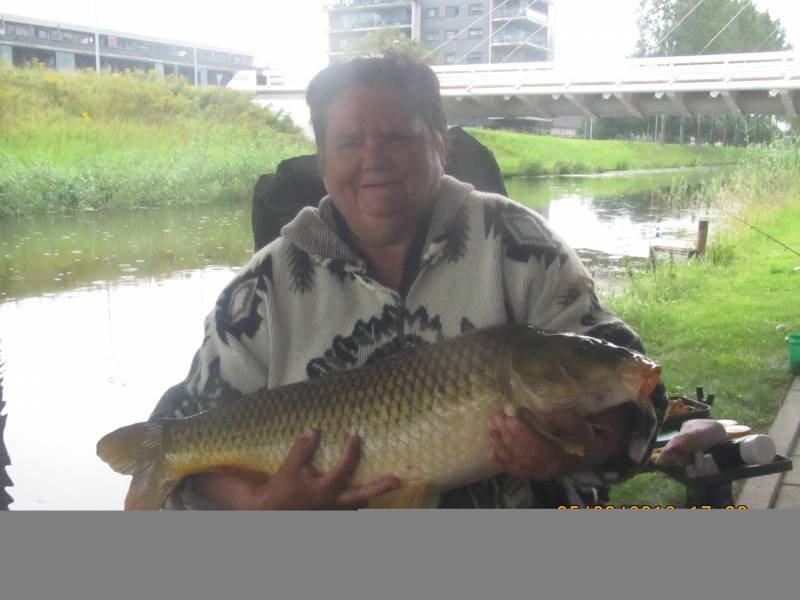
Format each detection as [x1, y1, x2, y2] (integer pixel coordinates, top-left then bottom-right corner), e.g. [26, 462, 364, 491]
[606, 139, 800, 506]
[0, 65, 314, 218]
[467, 127, 748, 177]
[1, 65, 750, 217]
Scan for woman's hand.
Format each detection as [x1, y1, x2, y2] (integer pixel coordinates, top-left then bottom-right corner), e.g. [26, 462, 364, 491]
[192, 430, 401, 510]
[488, 406, 631, 481]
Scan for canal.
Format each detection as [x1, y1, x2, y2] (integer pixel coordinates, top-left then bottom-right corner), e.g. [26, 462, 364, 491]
[0, 167, 722, 509]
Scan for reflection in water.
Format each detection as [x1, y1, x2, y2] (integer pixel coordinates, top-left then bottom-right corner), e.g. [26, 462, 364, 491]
[505, 169, 717, 278]
[0, 168, 723, 509]
[1, 268, 237, 509]
[0, 200, 253, 300]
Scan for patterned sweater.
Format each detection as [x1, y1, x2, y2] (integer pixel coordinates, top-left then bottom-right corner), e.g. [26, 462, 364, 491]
[152, 175, 665, 509]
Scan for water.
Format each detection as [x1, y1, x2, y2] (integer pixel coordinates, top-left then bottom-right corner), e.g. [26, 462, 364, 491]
[0, 167, 719, 509]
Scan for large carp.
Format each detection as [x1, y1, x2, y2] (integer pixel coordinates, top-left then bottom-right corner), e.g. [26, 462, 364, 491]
[97, 324, 661, 510]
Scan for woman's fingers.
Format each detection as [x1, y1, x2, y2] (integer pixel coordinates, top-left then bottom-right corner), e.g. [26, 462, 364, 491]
[488, 428, 516, 471]
[281, 429, 320, 472]
[488, 411, 585, 480]
[319, 435, 362, 493]
[334, 476, 402, 509]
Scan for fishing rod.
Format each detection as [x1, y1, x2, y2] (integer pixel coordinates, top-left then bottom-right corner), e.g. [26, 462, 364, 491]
[714, 205, 800, 259]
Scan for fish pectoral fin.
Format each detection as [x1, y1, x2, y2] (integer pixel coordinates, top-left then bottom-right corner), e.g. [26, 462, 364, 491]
[125, 460, 177, 511]
[367, 480, 438, 509]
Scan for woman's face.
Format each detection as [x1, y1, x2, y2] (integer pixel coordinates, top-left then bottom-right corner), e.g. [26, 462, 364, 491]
[320, 84, 444, 244]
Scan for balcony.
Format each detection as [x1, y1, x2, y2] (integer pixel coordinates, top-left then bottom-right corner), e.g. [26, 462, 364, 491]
[493, 7, 548, 26]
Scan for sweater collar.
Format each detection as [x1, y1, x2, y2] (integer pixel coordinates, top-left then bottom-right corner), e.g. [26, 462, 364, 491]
[281, 175, 474, 267]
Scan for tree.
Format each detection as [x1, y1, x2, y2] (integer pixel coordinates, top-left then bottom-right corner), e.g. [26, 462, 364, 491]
[636, 0, 789, 57]
[595, 0, 792, 145]
[342, 28, 431, 64]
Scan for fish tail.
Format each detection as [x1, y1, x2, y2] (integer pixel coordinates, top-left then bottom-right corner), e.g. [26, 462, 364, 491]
[97, 420, 178, 510]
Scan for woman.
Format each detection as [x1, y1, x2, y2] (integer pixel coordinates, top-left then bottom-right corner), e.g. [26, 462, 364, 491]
[151, 54, 664, 510]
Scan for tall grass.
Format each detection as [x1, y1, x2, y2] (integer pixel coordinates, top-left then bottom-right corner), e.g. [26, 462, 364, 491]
[467, 127, 748, 177]
[606, 138, 800, 506]
[0, 64, 314, 217]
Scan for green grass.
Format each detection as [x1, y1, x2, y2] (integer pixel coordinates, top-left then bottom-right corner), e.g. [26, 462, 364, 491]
[467, 127, 748, 177]
[0, 64, 314, 217]
[604, 139, 800, 506]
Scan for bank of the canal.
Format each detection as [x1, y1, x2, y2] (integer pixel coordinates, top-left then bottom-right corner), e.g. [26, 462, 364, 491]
[0, 65, 314, 218]
[606, 142, 800, 507]
[468, 127, 748, 177]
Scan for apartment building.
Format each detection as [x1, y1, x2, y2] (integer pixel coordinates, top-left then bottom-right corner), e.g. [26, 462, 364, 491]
[326, 1, 554, 65]
[0, 13, 253, 86]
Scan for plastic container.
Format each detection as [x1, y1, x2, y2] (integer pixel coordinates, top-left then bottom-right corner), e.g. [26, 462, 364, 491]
[710, 434, 777, 469]
[787, 333, 800, 375]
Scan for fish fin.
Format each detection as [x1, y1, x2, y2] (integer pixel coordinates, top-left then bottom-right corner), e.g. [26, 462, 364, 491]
[125, 461, 178, 511]
[367, 480, 438, 509]
[97, 420, 177, 511]
[97, 420, 169, 474]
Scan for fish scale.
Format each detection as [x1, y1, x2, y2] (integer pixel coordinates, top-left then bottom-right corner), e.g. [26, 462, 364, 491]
[97, 323, 661, 509]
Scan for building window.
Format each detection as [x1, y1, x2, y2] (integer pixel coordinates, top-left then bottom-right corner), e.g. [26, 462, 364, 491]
[468, 28, 482, 39]
[445, 30, 458, 40]
[444, 53, 457, 64]
[468, 4, 483, 15]
[467, 52, 482, 64]
[424, 31, 440, 42]
[426, 8, 439, 18]
[445, 6, 460, 17]
[10, 24, 35, 37]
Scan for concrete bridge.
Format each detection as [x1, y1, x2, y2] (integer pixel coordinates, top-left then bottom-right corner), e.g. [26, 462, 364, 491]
[251, 51, 800, 126]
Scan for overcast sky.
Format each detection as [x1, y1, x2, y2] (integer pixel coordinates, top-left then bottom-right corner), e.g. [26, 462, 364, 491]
[1, 0, 797, 79]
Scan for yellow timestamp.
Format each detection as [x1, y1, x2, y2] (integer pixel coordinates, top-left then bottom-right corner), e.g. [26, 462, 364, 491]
[689, 505, 749, 510]
[558, 505, 676, 510]
[556, 504, 750, 510]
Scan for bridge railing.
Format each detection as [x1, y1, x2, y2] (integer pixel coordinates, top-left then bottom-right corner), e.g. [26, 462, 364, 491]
[432, 51, 800, 94]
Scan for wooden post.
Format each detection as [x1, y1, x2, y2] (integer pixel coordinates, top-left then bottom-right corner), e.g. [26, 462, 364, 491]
[695, 219, 709, 259]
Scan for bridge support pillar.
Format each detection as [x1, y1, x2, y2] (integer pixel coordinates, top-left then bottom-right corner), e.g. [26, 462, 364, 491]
[0, 44, 11, 66]
[154, 62, 165, 79]
[198, 66, 208, 86]
[55, 51, 75, 71]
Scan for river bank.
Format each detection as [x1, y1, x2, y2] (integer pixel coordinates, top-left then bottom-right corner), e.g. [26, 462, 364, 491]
[468, 127, 748, 177]
[605, 139, 800, 506]
[0, 65, 314, 217]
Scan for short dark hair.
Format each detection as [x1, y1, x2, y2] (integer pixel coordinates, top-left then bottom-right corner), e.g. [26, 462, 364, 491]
[306, 53, 448, 158]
